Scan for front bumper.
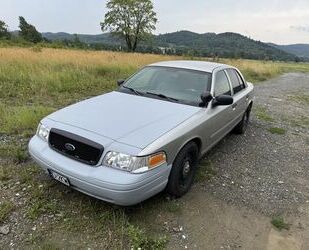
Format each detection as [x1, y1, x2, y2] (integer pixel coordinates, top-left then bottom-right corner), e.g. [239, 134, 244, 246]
[28, 135, 171, 206]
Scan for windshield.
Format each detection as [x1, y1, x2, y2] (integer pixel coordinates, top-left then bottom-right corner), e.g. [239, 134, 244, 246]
[119, 66, 212, 106]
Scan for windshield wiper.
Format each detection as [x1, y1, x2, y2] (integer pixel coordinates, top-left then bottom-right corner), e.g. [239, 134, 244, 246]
[146, 92, 179, 102]
[122, 86, 144, 96]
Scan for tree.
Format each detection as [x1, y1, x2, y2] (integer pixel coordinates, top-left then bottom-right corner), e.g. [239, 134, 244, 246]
[18, 16, 43, 43]
[0, 20, 10, 39]
[73, 34, 82, 47]
[101, 0, 157, 52]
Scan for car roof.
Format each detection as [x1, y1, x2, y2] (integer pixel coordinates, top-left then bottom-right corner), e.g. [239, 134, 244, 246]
[148, 60, 230, 73]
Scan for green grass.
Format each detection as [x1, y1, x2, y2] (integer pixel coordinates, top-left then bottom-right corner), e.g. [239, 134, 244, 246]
[288, 94, 309, 105]
[0, 165, 10, 182]
[0, 103, 55, 135]
[0, 143, 29, 163]
[26, 186, 60, 220]
[127, 224, 167, 250]
[282, 115, 309, 129]
[1, 46, 309, 248]
[0, 201, 14, 223]
[196, 159, 217, 182]
[164, 199, 181, 213]
[254, 106, 274, 122]
[20, 164, 170, 248]
[271, 216, 290, 230]
[268, 127, 286, 135]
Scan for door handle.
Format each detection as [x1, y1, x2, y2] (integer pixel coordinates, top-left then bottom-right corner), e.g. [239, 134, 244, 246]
[232, 103, 237, 109]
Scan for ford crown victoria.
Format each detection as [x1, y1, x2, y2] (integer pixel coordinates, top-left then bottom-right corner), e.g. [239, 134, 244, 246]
[29, 61, 254, 205]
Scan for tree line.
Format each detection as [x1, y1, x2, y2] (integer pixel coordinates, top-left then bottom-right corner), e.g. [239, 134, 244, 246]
[0, 17, 43, 43]
[0, 0, 305, 62]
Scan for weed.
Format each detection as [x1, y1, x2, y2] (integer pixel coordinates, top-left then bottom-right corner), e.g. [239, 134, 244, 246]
[0, 143, 29, 163]
[30, 46, 43, 53]
[40, 242, 61, 250]
[27, 193, 59, 220]
[0, 104, 54, 135]
[26, 180, 61, 220]
[282, 115, 309, 128]
[254, 106, 274, 122]
[288, 94, 309, 105]
[196, 160, 217, 182]
[127, 224, 167, 250]
[268, 127, 286, 135]
[14, 148, 29, 163]
[271, 216, 290, 230]
[0, 201, 14, 223]
[27, 199, 57, 220]
[165, 199, 181, 213]
[60, 199, 126, 234]
[17, 164, 40, 185]
[0, 165, 10, 181]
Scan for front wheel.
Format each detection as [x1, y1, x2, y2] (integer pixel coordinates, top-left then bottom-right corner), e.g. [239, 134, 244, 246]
[167, 142, 199, 197]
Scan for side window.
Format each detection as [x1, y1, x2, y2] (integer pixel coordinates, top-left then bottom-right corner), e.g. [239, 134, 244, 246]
[235, 71, 246, 87]
[214, 71, 231, 96]
[226, 69, 245, 94]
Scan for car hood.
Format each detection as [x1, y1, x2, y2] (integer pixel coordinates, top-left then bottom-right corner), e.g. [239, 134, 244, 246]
[47, 91, 200, 149]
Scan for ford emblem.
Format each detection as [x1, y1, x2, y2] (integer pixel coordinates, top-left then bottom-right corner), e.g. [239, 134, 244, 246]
[65, 143, 76, 151]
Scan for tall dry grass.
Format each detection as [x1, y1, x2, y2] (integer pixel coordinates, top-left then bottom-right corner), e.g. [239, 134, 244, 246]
[0, 47, 308, 134]
[0, 47, 180, 68]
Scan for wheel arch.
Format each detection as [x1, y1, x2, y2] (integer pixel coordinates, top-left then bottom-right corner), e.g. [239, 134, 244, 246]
[173, 136, 203, 164]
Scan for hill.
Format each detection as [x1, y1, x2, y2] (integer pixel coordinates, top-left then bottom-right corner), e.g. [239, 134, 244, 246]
[41, 31, 301, 61]
[269, 43, 309, 59]
[42, 32, 117, 44]
[155, 31, 299, 61]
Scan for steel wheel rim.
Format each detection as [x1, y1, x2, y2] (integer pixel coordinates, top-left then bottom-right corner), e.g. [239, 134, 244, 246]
[180, 157, 193, 188]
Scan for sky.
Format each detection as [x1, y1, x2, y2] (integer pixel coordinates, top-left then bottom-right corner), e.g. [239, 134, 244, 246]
[1, 0, 309, 45]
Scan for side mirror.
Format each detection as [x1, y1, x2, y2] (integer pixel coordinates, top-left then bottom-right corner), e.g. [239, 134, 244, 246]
[200, 91, 213, 107]
[213, 95, 234, 106]
[117, 79, 125, 86]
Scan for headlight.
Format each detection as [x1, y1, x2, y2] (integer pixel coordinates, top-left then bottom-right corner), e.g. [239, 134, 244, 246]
[37, 123, 50, 141]
[103, 151, 167, 173]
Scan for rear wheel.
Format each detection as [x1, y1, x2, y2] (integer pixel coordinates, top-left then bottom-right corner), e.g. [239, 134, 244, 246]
[167, 142, 199, 197]
[234, 105, 252, 134]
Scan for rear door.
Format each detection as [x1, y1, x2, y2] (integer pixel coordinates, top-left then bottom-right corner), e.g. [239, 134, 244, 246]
[226, 69, 247, 126]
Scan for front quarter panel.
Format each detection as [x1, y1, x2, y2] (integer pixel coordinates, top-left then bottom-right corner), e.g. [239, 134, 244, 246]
[138, 108, 209, 165]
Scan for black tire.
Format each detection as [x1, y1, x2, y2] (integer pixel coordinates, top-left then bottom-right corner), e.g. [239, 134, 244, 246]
[234, 105, 252, 134]
[167, 142, 199, 197]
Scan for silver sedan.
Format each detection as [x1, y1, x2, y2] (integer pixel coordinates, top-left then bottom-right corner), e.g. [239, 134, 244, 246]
[29, 60, 254, 205]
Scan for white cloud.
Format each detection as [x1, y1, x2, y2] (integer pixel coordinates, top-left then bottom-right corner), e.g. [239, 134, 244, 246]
[291, 25, 309, 33]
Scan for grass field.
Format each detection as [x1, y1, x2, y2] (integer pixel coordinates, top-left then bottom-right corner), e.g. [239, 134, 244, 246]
[1, 47, 309, 136]
[1, 47, 309, 248]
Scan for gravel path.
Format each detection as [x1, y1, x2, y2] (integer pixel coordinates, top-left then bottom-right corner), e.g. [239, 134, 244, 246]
[168, 73, 309, 249]
[204, 73, 309, 215]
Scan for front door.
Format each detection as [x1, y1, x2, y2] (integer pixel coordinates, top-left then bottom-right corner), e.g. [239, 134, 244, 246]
[207, 70, 234, 146]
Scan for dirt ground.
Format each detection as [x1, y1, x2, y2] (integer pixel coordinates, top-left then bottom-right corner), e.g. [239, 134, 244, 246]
[1, 73, 308, 249]
[166, 73, 309, 249]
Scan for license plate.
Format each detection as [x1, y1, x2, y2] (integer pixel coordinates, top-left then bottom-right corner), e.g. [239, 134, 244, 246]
[48, 170, 70, 186]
